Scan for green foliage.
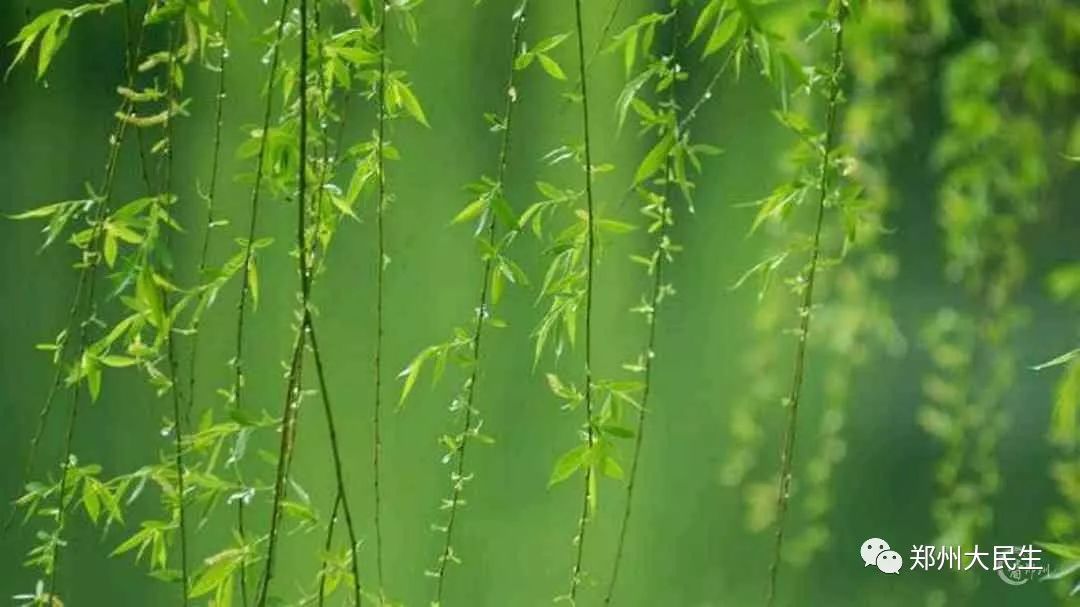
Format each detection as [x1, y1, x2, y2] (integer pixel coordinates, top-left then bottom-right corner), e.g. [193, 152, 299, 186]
[3, 0, 1079, 606]
[920, 5, 1077, 592]
[7, 1, 120, 80]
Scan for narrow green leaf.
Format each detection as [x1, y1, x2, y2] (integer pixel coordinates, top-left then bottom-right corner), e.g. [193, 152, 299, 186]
[247, 258, 260, 311]
[7, 201, 64, 219]
[537, 53, 566, 80]
[1040, 542, 1080, 561]
[601, 455, 624, 480]
[704, 14, 740, 57]
[451, 198, 486, 225]
[103, 233, 118, 268]
[82, 481, 101, 523]
[1049, 359, 1080, 446]
[616, 69, 653, 131]
[398, 348, 431, 406]
[36, 17, 71, 79]
[634, 130, 674, 185]
[548, 444, 588, 487]
[1033, 348, 1080, 371]
[690, 0, 721, 43]
[394, 80, 429, 127]
[623, 28, 638, 75]
[534, 32, 569, 53]
[100, 355, 137, 368]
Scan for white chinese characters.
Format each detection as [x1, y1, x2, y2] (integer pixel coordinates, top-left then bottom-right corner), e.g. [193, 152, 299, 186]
[860, 538, 1043, 579]
[908, 544, 1042, 572]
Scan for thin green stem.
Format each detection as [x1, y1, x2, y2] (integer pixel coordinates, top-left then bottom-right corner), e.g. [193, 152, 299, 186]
[764, 8, 846, 607]
[568, 0, 597, 600]
[316, 491, 343, 606]
[561, 0, 626, 113]
[373, 0, 389, 590]
[431, 1, 528, 601]
[43, 1, 146, 596]
[676, 49, 735, 134]
[604, 13, 681, 605]
[234, 0, 290, 416]
[272, 4, 355, 602]
[256, 2, 365, 604]
[45, 85, 130, 607]
[161, 20, 191, 605]
[4, 0, 146, 536]
[187, 6, 230, 423]
[309, 2, 348, 598]
[236, 2, 290, 603]
[298, 3, 362, 603]
[305, 317, 363, 607]
[255, 328, 305, 606]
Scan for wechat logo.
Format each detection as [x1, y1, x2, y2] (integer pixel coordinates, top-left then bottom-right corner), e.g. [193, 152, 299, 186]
[861, 537, 902, 574]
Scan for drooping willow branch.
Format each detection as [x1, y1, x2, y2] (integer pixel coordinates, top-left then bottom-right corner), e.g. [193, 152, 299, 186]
[3, 1, 146, 539]
[35, 2, 148, 600]
[44, 124, 126, 602]
[254, 328, 303, 606]
[562, 0, 625, 104]
[764, 6, 847, 606]
[426, 1, 528, 601]
[307, 4, 372, 606]
[255, 1, 362, 603]
[567, 0, 598, 600]
[186, 5, 230, 423]
[159, 19, 191, 606]
[234, 0, 290, 421]
[604, 7, 682, 603]
[308, 3, 369, 604]
[231, 1, 290, 602]
[371, 0, 390, 590]
[306, 315, 363, 607]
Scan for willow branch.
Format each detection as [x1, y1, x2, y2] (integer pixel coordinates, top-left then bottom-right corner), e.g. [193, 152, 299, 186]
[234, 0, 291, 414]
[561, 0, 626, 113]
[42, 1, 147, 597]
[254, 327, 304, 606]
[316, 491, 343, 606]
[256, 1, 363, 603]
[372, 0, 389, 589]
[604, 12, 681, 604]
[160, 19, 191, 605]
[568, 0, 597, 600]
[306, 318, 363, 607]
[431, 1, 528, 601]
[187, 6, 230, 423]
[233, 2, 290, 603]
[764, 8, 846, 607]
[3, 0, 148, 536]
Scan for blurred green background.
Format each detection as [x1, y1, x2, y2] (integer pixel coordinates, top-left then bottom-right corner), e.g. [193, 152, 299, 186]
[1, 1, 1078, 606]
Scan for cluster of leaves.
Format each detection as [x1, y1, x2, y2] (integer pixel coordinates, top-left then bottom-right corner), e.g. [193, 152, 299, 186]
[720, 0, 865, 571]
[780, 0, 912, 565]
[4, 1, 1079, 606]
[1038, 157, 1080, 596]
[919, 2, 1078, 583]
[8, 1, 223, 603]
[715, 3, 875, 603]
[7, 0, 428, 604]
[600, 0, 734, 600]
[518, 4, 635, 600]
[237, 1, 428, 604]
